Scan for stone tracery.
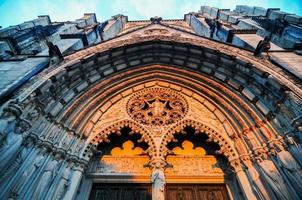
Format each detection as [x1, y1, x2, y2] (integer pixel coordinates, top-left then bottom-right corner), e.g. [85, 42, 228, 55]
[127, 88, 188, 126]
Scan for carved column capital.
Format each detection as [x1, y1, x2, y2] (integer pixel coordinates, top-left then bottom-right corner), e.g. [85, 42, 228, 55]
[240, 155, 253, 168]
[229, 158, 243, 173]
[149, 157, 167, 170]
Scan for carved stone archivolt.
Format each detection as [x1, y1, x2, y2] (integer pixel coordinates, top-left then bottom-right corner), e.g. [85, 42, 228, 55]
[0, 20, 301, 200]
[143, 28, 169, 35]
[127, 88, 188, 126]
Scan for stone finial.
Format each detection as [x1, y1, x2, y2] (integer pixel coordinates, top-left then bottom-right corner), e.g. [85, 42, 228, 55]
[150, 16, 162, 24]
[47, 41, 63, 66]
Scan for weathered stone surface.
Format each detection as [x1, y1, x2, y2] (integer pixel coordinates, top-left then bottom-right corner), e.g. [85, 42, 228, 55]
[253, 7, 267, 16]
[284, 15, 302, 24]
[0, 4, 302, 200]
[270, 52, 302, 79]
[268, 10, 287, 20]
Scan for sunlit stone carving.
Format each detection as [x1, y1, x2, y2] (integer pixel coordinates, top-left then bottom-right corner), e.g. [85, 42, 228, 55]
[127, 88, 188, 126]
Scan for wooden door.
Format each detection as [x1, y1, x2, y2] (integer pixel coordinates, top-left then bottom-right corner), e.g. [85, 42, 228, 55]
[89, 183, 152, 200]
[90, 183, 229, 200]
[165, 184, 229, 200]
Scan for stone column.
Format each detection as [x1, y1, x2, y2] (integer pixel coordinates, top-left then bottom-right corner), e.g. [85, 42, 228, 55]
[236, 170, 257, 200]
[63, 164, 84, 200]
[230, 160, 257, 200]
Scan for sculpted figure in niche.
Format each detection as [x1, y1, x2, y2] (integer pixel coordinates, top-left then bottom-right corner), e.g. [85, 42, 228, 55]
[275, 145, 302, 198]
[12, 147, 47, 195]
[52, 164, 72, 200]
[151, 163, 165, 200]
[0, 120, 30, 171]
[75, 139, 84, 156]
[47, 126, 60, 141]
[60, 132, 73, 149]
[32, 154, 60, 199]
[257, 154, 298, 200]
[148, 98, 167, 117]
[242, 129, 259, 149]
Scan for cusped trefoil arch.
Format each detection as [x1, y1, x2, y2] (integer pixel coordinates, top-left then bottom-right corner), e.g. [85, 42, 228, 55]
[88, 119, 156, 157]
[160, 119, 240, 165]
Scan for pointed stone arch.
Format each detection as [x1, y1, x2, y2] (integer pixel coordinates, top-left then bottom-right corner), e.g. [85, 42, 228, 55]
[160, 119, 240, 162]
[0, 25, 301, 200]
[87, 119, 156, 157]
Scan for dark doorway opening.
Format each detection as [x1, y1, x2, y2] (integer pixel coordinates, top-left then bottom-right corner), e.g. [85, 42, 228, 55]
[89, 183, 152, 200]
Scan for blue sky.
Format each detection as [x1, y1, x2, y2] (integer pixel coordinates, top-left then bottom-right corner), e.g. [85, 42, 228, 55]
[0, 0, 302, 28]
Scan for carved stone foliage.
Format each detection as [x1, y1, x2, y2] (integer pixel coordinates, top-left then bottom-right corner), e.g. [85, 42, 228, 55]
[89, 155, 225, 178]
[165, 156, 224, 176]
[127, 88, 188, 126]
[90, 156, 150, 174]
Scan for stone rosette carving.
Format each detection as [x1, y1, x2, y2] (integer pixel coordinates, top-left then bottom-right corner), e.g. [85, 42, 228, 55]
[126, 88, 188, 126]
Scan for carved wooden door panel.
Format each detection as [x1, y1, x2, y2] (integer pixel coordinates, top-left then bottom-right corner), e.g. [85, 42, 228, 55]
[89, 183, 152, 200]
[165, 184, 229, 200]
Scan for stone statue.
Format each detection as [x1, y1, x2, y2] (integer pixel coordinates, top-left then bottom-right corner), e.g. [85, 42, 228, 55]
[0, 112, 16, 146]
[151, 164, 165, 200]
[257, 157, 297, 200]
[244, 160, 274, 200]
[285, 135, 302, 166]
[32, 154, 60, 199]
[147, 98, 167, 117]
[0, 120, 30, 171]
[243, 129, 259, 149]
[276, 149, 302, 198]
[0, 140, 32, 181]
[12, 147, 47, 195]
[52, 165, 71, 200]
[0, 99, 22, 140]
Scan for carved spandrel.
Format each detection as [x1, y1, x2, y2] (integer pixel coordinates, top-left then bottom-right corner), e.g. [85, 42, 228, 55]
[92, 98, 129, 133]
[187, 99, 225, 134]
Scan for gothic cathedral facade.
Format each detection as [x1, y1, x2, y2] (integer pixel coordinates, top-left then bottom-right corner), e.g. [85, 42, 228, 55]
[0, 5, 302, 200]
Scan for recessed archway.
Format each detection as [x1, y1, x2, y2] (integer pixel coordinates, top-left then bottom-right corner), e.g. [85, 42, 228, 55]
[1, 32, 301, 200]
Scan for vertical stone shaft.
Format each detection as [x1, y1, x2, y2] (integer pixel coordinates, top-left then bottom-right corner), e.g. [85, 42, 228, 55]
[63, 165, 84, 200]
[236, 170, 257, 200]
